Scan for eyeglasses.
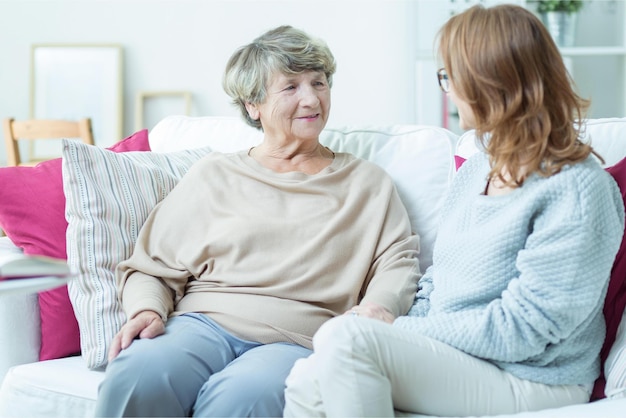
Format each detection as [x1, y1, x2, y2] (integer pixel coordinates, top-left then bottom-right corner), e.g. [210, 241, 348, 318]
[437, 68, 450, 93]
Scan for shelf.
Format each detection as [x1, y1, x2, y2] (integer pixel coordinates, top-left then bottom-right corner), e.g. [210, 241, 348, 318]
[418, 47, 626, 62]
[413, 0, 626, 127]
[560, 47, 626, 56]
[0, 276, 70, 296]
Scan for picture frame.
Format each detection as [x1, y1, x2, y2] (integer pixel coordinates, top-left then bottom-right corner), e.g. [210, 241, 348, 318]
[134, 90, 192, 132]
[30, 44, 123, 159]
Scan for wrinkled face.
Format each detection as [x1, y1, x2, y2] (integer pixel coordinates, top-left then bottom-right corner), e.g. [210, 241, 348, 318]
[246, 70, 330, 142]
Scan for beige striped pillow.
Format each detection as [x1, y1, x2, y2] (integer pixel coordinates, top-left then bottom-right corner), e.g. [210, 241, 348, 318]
[62, 140, 212, 369]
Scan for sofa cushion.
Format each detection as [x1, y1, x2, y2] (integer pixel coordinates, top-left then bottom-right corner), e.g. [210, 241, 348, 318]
[62, 141, 212, 369]
[149, 115, 263, 153]
[320, 126, 456, 272]
[0, 130, 150, 362]
[595, 156, 626, 400]
[0, 356, 101, 417]
[605, 309, 626, 399]
[585, 118, 626, 168]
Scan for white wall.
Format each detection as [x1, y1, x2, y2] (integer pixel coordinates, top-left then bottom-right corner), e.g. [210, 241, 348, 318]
[413, 0, 626, 133]
[1, 0, 624, 165]
[0, 0, 418, 161]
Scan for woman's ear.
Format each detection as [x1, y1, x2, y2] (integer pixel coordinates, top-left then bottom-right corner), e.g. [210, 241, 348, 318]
[245, 102, 260, 121]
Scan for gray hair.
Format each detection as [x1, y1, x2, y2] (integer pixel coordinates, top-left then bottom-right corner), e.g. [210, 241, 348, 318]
[223, 25, 336, 130]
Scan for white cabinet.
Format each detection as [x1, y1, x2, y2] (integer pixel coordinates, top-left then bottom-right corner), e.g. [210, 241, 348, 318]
[414, 0, 626, 134]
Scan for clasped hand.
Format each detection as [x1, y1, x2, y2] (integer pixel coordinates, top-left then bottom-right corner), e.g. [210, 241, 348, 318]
[344, 301, 395, 324]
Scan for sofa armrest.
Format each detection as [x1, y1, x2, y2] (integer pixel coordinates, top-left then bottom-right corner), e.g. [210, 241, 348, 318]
[0, 292, 40, 383]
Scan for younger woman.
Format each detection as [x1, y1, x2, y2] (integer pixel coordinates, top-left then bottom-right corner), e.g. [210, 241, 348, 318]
[283, 4, 625, 416]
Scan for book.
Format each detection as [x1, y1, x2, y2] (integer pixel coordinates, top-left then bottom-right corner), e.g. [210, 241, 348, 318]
[0, 253, 71, 280]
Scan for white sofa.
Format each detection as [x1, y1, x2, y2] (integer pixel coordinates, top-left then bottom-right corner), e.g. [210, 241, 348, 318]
[0, 115, 625, 417]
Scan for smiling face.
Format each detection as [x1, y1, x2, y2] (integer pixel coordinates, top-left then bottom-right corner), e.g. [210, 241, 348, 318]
[245, 70, 331, 144]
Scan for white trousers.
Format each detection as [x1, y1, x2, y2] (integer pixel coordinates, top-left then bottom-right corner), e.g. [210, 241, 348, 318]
[284, 316, 589, 417]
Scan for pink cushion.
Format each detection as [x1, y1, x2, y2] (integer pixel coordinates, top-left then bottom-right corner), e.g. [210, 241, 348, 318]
[592, 157, 626, 400]
[454, 155, 467, 171]
[0, 130, 150, 361]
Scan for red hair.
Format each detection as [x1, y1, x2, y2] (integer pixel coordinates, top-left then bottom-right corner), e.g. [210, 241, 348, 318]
[438, 4, 595, 186]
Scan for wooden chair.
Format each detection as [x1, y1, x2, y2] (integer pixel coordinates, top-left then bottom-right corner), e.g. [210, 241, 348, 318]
[3, 118, 94, 166]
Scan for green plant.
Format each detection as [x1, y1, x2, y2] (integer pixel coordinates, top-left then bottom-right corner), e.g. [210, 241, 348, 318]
[532, 0, 585, 13]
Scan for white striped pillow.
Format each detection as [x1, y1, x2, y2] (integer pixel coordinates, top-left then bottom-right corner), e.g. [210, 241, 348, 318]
[62, 140, 212, 369]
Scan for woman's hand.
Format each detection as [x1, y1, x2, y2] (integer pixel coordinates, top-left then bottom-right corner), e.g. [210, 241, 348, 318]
[107, 310, 165, 362]
[344, 301, 395, 324]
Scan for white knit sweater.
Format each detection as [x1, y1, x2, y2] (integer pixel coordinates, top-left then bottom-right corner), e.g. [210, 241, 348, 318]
[395, 152, 625, 387]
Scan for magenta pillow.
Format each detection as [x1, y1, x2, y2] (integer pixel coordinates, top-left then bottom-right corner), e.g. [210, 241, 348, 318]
[454, 155, 467, 171]
[591, 157, 626, 400]
[0, 130, 150, 361]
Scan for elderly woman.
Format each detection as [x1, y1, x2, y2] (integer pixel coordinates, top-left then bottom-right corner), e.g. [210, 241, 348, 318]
[283, 5, 624, 417]
[94, 25, 420, 417]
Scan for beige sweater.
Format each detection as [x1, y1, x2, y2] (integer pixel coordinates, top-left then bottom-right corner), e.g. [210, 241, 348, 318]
[117, 150, 420, 349]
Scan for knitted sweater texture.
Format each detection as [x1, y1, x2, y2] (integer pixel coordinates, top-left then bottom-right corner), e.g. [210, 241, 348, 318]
[118, 151, 420, 350]
[394, 152, 624, 386]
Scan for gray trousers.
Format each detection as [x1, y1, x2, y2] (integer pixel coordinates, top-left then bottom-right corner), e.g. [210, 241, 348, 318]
[94, 313, 311, 417]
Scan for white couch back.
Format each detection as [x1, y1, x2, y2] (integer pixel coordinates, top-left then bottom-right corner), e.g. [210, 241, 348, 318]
[149, 116, 626, 274]
[456, 117, 626, 168]
[584, 118, 626, 167]
[149, 115, 459, 274]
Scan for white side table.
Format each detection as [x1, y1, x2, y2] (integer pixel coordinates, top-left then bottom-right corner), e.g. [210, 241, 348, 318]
[0, 276, 70, 296]
[0, 237, 70, 381]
